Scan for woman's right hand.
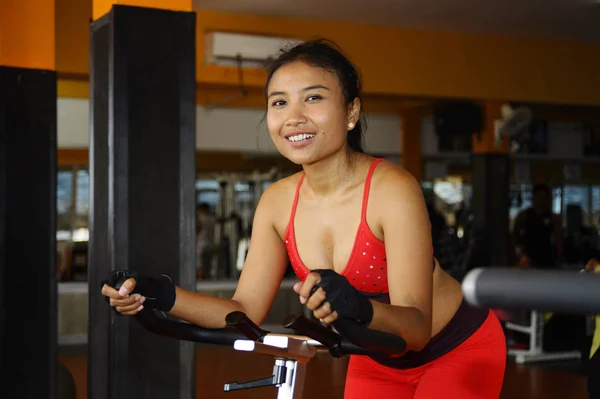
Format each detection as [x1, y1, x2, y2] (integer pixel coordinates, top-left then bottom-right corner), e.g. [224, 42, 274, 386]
[101, 277, 146, 316]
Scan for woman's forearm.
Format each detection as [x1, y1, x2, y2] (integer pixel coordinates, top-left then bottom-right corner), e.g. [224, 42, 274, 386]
[168, 287, 246, 329]
[368, 299, 432, 352]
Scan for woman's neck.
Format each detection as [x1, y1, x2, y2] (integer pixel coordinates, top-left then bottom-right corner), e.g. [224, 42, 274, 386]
[302, 148, 362, 198]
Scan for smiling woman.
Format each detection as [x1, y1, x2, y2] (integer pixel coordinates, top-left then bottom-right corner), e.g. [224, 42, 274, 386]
[264, 39, 366, 165]
[101, 38, 507, 399]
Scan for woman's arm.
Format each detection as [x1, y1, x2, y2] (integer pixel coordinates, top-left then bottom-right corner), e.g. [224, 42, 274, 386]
[365, 168, 433, 351]
[160, 185, 290, 329]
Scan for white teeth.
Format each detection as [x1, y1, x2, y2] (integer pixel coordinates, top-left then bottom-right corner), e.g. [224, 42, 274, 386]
[287, 133, 315, 142]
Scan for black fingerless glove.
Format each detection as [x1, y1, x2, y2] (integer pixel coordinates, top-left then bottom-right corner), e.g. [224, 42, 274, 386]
[102, 270, 177, 312]
[309, 269, 374, 326]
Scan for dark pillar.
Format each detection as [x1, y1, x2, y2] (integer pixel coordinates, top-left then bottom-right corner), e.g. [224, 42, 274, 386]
[0, 66, 58, 398]
[471, 154, 510, 266]
[401, 107, 425, 183]
[470, 101, 510, 267]
[88, 5, 196, 399]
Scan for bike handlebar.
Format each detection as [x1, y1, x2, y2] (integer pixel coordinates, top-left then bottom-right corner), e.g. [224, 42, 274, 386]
[134, 308, 248, 346]
[225, 311, 269, 342]
[111, 277, 407, 358]
[282, 313, 407, 357]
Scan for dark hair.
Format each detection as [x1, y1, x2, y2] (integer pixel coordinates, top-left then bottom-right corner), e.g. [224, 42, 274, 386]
[264, 38, 367, 153]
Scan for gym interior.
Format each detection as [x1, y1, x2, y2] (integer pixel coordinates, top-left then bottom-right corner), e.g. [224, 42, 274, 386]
[1, 0, 600, 398]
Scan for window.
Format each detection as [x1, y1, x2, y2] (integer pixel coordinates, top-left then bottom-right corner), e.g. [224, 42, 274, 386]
[57, 169, 73, 237]
[509, 184, 532, 229]
[56, 166, 89, 282]
[73, 169, 89, 242]
[563, 185, 590, 225]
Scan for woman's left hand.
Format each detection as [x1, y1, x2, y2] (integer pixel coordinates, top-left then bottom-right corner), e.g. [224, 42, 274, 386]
[294, 269, 374, 326]
[294, 272, 339, 324]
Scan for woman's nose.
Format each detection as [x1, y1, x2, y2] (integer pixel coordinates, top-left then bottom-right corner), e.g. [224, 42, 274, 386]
[284, 103, 307, 126]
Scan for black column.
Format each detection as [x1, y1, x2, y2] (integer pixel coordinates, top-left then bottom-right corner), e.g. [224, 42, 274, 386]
[470, 153, 510, 267]
[88, 5, 197, 399]
[0, 67, 58, 398]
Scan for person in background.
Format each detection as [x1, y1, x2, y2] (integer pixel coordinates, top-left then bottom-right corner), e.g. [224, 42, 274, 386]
[562, 204, 599, 266]
[196, 203, 216, 280]
[512, 184, 562, 269]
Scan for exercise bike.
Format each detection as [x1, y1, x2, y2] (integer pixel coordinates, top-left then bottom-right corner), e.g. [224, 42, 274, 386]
[112, 278, 407, 399]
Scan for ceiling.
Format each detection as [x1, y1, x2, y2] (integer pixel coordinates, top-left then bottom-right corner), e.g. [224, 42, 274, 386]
[193, 0, 600, 42]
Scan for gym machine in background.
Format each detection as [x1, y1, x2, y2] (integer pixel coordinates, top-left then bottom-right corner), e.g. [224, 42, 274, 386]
[463, 267, 598, 364]
[197, 168, 280, 280]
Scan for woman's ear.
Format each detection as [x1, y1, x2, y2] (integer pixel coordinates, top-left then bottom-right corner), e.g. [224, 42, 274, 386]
[347, 98, 361, 128]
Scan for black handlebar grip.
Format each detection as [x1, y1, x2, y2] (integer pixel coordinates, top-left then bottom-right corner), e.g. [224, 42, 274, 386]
[282, 314, 341, 348]
[136, 307, 248, 346]
[105, 273, 269, 347]
[106, 270, 133, 291]
[332, 318, 406, 356]
[225, 311, 269, 341]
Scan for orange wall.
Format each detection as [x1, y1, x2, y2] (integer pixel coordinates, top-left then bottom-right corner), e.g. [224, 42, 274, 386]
[194, 11, 600, 106]
[93, 0, 192, 21]
[54, 1, 600, 106]
[0, 0, 55, 70]
[56, 0, 91, 75]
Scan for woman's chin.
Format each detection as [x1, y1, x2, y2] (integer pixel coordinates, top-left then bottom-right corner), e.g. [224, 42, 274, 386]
[278, 149, 315, 166]
[281, 148, 347, 167]
[283, 154, 312, 166]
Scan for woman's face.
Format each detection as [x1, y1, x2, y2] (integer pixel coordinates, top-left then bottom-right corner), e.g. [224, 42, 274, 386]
[266, 61, 359, 165]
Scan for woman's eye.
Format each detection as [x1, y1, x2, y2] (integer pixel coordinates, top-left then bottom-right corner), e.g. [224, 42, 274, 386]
[271, 100, 286, 107]
[306, 95, 322, 101]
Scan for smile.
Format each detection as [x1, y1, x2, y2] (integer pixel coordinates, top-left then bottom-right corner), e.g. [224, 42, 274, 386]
[286, 133, 316, 142]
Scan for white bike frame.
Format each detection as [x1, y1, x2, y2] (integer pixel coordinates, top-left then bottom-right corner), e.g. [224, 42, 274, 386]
[225, 334, 325, 399]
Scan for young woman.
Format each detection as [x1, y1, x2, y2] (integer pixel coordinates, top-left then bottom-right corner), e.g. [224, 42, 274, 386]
[101, 39, 507, 398]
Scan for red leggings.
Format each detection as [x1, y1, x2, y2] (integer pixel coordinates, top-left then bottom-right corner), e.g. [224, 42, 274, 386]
[344, 310, 506, 399]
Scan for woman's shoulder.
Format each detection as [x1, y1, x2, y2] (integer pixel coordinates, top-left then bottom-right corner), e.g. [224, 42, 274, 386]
[366, 159, 427, 221]
[254, 172, 304, 234]
[266, 171, 303, 194]
[370, 159, 421, 195]
[257, 171, 304, 208]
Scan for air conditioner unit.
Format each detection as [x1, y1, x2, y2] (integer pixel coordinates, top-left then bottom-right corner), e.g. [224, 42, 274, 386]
[205, 32, 303, 68]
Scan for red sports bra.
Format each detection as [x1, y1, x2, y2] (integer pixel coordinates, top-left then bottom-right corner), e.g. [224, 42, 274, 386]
[284, 158, 389, 294]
